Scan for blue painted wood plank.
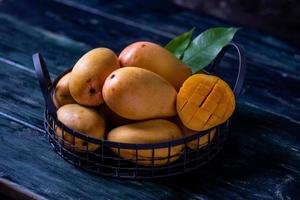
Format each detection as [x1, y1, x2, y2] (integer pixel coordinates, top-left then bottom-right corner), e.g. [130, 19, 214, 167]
[0, 115, 299, 199]
[0, 60, 45, 130]
[57, 0, 300, 53]
[0, 13, 89, 75]
[57, 0, 300, 54]
[0, 1, 299, 199]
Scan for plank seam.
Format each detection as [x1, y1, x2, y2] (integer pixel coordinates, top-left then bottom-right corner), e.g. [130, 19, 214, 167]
[0, 111, 45, 133]
[0, 57, 35, 74]
[0, 56, 56, 78]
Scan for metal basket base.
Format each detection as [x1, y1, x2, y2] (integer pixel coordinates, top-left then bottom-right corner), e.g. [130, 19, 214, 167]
[44, 110, 228, 180]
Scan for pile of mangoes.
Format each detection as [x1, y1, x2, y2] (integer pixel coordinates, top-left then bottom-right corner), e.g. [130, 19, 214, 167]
[53, 41, 235, 166]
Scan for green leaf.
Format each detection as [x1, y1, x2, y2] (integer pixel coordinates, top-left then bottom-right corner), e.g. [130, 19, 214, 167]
[164, 28, 195, 59]
[182, 27, 239, 73]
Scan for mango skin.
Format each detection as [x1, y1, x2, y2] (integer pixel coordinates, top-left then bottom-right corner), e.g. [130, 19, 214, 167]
[69, 48, 120, 106]
[102, 67, 177, 120]
[177, 74, 235, 131]
[175, 117, 216, 149]
[119, 41, 192, 90]
[53, 72, 76, 108]
[107, 119, 184, 166]
[186, 128, 216, 150]
[56, 104, 106, 152]
[177, 119, 216, 149]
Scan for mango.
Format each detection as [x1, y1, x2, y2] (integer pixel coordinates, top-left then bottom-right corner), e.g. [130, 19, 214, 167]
[107, 119, 184, 166]
[69, 48, 120, 106]
[119, 41, 192, 90]
[187, 128, 216, 150]
[53, 72, 76, 108]
[175, 117, 216, 149]
[177, 74, 235, 131]
[56, 104, 105, 152]
[102, 67, 177, 120]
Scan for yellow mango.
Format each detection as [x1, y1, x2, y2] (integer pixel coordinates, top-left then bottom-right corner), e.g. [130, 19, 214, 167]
[102, 67, 177, 120]
[53, 72, 76, 108]
[56, 104, 106, 152]
[69, 48, 120, 106]
[107, 119, 184, 166]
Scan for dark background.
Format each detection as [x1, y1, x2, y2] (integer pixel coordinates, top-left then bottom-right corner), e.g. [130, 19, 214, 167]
[172, 0, 300, 47]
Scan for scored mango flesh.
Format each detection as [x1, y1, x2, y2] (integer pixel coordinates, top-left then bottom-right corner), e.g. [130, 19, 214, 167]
[177, 74, 235, 131]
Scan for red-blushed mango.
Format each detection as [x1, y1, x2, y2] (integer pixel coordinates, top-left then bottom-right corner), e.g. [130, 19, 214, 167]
[107, 119, 184, 166]
[102, 67, 177, 120]
[53, 72, 76, 108]
[119, 41, 192, 90]
[177, 74, 235, 131]
[69, 48, 120, 106]
[56, 104, 105, 152]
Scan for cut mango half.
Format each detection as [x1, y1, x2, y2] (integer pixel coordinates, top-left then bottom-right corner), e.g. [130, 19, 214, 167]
[177, 74, 235, 131]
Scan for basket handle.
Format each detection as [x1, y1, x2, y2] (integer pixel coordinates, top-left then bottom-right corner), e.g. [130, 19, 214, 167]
[206, 43, 246, 96]
[33, 53, 57, 116]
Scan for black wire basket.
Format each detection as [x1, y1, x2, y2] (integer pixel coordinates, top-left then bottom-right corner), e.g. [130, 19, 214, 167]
[33, 43, 246, 179]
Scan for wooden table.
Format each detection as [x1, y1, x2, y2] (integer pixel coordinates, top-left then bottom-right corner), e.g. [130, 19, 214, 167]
[0, 0, 299, 199]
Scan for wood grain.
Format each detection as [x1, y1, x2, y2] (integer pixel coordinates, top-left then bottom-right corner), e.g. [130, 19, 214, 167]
[0, 0, 299, 199]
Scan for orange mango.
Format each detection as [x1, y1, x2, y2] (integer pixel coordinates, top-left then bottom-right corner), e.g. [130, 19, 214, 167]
[176, 117, 216, 149]
[177, 74, 235, 131]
